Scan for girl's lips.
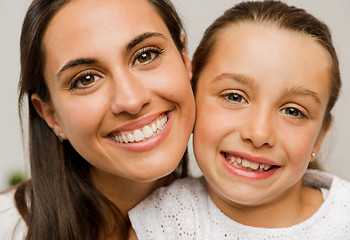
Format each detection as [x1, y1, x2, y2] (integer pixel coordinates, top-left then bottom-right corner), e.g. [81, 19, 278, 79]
[107, 111, 173, 152]
[220, 152, 280, 180]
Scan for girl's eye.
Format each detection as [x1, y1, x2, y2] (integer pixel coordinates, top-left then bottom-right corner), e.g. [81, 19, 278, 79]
[70, 72, 102, 90]
[132, 47, 164, 66]
[282, 107, 306, 119]
[227, 93, 243, 102]
[222, 92, 247, 104]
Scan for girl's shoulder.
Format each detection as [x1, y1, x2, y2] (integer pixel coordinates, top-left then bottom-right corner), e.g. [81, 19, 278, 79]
[0, 188, 27, 239]
[131, 177, 208, 209]
[129, 177, 210, 239]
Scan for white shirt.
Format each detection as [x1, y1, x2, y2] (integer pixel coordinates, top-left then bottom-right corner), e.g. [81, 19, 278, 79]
[129, 170, 350, 240]
[0, 189, 27, 239]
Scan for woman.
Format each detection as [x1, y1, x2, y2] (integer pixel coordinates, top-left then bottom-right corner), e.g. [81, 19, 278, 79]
[0, 0, 195, 239]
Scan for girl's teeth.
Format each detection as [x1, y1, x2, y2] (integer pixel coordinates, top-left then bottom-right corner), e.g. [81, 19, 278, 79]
[112, 115, 168, 143]
[242, 159, 250, 168]
[227, 155, 272, 171]
[249, 162, 260, 170]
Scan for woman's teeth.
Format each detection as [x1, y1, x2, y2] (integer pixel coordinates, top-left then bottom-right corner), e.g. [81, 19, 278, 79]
[112, 115, 168, 143]
[226, 155, 272, 172]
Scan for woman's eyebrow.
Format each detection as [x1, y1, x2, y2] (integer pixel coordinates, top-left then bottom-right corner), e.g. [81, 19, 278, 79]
[126, 32, 166, 50]
[56, 58, 96, 79]
[56, 32, 165, 79]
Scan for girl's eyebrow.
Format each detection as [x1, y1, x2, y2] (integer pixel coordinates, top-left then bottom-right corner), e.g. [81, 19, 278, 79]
[212, 73, 322, 105]
[284, 86, 322, 105]
[212, 73, 257, 88]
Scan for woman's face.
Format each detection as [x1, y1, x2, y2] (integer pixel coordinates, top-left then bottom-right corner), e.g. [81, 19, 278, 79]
[36, 0, 195, 181]
[193, 23, 331, 209]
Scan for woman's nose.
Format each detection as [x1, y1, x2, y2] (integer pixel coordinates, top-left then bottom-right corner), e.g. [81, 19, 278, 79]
[109, 73, 152, 116]
[240, 108, 276, 148]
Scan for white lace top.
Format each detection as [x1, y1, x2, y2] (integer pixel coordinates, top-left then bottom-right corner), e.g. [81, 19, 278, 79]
[129, 170, 350, 240]
[0, 189, 26, 239]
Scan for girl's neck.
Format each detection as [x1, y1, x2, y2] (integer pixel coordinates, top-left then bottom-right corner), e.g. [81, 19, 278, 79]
[91, 167, 168, 218]
[208, 179, 324, 228]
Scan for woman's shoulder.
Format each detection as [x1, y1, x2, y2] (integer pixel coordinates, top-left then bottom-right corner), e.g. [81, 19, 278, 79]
[0, 188, 27, 239]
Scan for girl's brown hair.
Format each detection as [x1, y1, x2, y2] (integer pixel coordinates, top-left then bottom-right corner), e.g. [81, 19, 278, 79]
[16, 0, 187, 239]
[191, 0, 341, 170]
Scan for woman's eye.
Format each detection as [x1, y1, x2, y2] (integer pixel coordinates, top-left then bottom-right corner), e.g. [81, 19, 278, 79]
[137, 52, 153, 64]
[132, 47, 164, 66]
[71, 72, 102, 90]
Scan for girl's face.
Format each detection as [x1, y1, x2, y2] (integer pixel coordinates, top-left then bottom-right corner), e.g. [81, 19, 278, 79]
[193, 23, 331, 208]
[34, 0, 195, 182]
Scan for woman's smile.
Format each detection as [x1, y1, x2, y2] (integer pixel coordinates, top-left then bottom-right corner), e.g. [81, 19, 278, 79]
[108, 111, 173, 152]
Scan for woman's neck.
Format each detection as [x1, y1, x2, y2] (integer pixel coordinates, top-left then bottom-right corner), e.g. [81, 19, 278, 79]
[208, 179, 324, 228]
[91, 167, 168, 218]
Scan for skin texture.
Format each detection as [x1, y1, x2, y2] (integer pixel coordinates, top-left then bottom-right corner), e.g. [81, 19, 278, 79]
[31, 0, 195, 217]
[193, 23, 331, 228]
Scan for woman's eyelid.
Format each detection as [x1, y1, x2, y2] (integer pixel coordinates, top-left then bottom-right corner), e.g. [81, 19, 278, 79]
[70, 70, 103, 90]
[130, 45, 165, 67]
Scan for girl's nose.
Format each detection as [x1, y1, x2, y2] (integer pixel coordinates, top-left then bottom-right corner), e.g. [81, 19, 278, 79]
[240, 108, 276, 148]
[110, 72, 152, 116]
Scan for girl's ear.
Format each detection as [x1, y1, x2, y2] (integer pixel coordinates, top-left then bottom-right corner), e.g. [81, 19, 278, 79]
[311, 121, 332, 162]
[180, 34, 193, 79]
[31, 93, 63, 137]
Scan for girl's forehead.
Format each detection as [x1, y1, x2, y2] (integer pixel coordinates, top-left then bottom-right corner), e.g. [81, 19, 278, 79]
[200, 22, 331, 103]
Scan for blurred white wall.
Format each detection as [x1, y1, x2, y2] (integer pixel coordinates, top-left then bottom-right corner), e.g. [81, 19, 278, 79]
[0, 0, 349, 190]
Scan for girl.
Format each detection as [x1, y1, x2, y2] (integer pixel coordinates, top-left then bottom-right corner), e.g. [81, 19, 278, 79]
[0, 0, 195, 239]
[129, 1, 350, 239]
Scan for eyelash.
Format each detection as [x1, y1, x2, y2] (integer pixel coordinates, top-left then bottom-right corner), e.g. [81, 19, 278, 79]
[220, 91, 247, 104]
[131, 46, 165, 66]
[221, 92, 309, 119]
[69, 70, 102, 90]
[68, 46, 164, 90]
[281, 107, 308, 119]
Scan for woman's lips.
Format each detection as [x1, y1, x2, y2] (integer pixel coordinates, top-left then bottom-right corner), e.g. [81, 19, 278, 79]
[107, 112, 173, 152]
[111, 114, 168, 143]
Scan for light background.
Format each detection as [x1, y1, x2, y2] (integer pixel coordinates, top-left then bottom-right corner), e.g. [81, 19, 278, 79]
[0, 0, 349, 190]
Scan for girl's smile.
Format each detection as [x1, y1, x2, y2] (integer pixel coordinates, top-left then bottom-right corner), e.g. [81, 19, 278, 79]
[221, 152, 280, 180]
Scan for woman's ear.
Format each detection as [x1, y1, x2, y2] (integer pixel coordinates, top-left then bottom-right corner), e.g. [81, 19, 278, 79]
[311, 121, 332, 162]
[31, 93, 63, 137]
[180, 34, 193, 79]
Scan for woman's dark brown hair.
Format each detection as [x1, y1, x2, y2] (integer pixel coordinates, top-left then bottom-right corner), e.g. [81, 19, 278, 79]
[191, 0, 341, 170]
[16, 0, 188, 239]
